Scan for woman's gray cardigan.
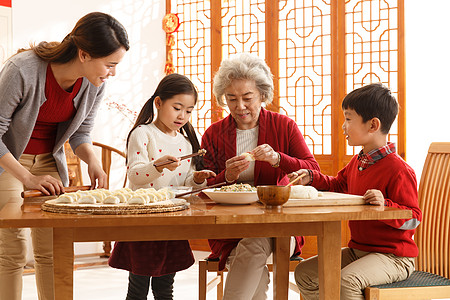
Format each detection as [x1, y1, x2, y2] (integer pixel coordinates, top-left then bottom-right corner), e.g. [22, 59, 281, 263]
[0, 51, 105, 186]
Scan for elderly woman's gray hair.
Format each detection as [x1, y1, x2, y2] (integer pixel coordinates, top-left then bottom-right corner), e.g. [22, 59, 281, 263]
[213, 53, 274, 106]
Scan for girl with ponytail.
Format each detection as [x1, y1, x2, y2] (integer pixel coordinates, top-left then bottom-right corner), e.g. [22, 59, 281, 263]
[109, 73, 215, 299]
[0, 12, 129, 300]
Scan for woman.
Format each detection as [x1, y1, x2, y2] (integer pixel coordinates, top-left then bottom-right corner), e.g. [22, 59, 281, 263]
[0, 12, 129, 300]
[201, 53, 320, 300]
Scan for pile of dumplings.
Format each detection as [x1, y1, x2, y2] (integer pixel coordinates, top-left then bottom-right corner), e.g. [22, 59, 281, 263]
[54, 187, 176, 205]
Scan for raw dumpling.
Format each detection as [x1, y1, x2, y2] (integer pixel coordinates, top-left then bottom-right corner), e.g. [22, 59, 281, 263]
[78, 195, 96, 204]
[158, 188, 175, 200]
[290, 185, 319, 199]
[64, 192, 79, 201]
[55, 194, 74, 204]
[241, 152, 255, 161]
[112, 191, 127, 203]
[128, 195, 146, 205]
[90, 191, 105, 203]
[103, 195, 120, 205]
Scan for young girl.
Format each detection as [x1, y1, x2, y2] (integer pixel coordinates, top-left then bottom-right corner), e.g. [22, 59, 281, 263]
[108, 73, 215, 300]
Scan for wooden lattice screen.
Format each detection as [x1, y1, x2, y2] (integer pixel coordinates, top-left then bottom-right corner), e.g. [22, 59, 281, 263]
[167, 0, 405, 176]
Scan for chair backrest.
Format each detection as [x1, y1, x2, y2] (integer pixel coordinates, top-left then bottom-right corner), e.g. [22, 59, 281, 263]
[92, 141, 127, 189]
[415, 142, 450, 278]
[64, 141, 127, 188]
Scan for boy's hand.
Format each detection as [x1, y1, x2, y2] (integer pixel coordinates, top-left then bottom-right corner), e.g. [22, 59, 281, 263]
[154, 155, 181, 172]
[287, 169, 310, 185]
[193, 170, 216, 184]
[363, 189, 385, 206]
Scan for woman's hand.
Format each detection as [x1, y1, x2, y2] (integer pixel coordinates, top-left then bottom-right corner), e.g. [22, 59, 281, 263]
[287, 169, 310, 185]
[87, 162, 108, 189]
[193, 170, 217, 184]
[224, 156, 250, 182]
[363, 189, 385, 207]
[250, 144, 279, 166]
[0, 153, 64, 196]
[154, 155, 181, 172]
[23, 174, 65, 196]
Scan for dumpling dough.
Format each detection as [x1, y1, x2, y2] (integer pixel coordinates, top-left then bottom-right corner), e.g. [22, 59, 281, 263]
[241, 152, 255, 161]
[78, 195, 97, 204]
[290, 185, 319, 199]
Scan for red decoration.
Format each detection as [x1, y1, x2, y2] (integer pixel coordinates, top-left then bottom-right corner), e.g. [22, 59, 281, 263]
[163, 13, 180, 75]
[162, 13, 180, 34]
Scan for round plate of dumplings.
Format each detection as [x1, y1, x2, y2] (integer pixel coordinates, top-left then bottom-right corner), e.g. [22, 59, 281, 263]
[41, 187, 190, 215]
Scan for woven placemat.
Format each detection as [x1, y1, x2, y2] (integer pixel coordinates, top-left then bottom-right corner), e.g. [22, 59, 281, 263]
[41, 199, 190, 215]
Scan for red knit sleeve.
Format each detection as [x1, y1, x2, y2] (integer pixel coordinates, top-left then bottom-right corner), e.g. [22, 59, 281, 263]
[310, 158, 354, 193]
[201, 123, 229, 185]
[381, 165, 422, 230]
[277, 116, 320, 173]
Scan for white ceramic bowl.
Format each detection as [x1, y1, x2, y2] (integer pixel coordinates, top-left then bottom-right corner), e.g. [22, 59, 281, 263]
[202, 188, 258, 205]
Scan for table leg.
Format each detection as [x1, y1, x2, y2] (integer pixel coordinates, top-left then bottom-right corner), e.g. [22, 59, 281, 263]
[317, 221, 341, 300]
[53, 228, 74, 300]
[273, 236, 290, 300]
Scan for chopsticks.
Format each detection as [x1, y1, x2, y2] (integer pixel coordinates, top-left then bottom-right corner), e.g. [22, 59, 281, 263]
[286, 173, 307, 187]
[21, 185, 91, 198]
[153, 149, 207, 168]
[175, 182, 226, 198]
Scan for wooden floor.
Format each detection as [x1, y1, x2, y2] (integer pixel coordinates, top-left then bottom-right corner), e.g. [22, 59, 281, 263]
[22, 251, 302, 300]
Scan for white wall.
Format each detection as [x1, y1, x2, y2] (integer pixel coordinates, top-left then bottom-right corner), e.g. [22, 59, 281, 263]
[405, 1, 450, 179]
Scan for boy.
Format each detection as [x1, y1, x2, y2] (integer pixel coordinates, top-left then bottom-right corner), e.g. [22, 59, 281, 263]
[289, 83, 422, 300]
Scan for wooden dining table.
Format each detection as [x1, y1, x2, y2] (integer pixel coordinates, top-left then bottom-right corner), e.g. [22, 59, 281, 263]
[0, 195, 411, 300]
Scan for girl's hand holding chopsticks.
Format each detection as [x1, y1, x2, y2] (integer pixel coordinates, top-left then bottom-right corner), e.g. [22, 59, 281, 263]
[153, 149, 207, 169]
[153, 155, 181, 172]
[287, 169, 310, 186]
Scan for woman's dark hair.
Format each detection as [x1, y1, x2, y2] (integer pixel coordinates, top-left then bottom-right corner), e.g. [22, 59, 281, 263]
[18, 12, 129, 62]
[342, 83, 398, 134]
[127, 73, 204, 170]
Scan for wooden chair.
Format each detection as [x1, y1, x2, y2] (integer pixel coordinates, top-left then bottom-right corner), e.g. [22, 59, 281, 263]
[198, 255, 302, 300]
[65, 141, 127, 257]
[365, 142, 450, 300]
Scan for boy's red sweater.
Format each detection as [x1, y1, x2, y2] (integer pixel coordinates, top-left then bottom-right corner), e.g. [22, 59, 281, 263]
[311, 152, 422, 257]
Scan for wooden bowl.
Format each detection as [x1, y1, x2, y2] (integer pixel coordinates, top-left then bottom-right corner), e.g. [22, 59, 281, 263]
[257, 185, 291, 208]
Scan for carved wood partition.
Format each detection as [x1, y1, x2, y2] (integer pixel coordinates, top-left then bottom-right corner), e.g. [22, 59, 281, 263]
[167, 0, 405, 258]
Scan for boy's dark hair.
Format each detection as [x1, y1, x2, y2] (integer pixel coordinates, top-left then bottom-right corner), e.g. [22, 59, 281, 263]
[342, 83, 398, 134]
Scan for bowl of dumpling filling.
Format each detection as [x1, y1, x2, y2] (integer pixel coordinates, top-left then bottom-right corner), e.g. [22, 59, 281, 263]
[202, 183, 258, 205]
[256, 185, 291, 208]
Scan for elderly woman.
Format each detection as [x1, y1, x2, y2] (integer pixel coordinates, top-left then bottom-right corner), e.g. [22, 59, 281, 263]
[201, 53, 320, 300]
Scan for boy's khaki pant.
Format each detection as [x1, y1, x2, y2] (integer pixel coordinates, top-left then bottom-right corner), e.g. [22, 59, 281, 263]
[0, 153, 59, 300]
[295, 247, 415, 300]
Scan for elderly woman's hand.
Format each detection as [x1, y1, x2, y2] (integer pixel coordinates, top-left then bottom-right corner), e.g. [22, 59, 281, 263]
[225, 156, 250, 182]
[250, 144, 279, 166]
